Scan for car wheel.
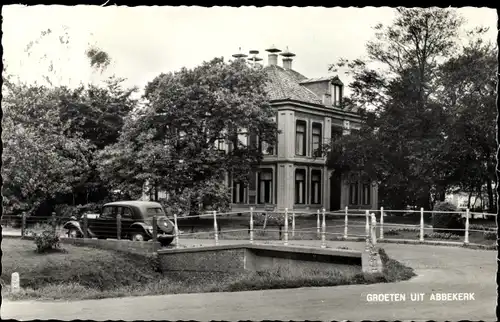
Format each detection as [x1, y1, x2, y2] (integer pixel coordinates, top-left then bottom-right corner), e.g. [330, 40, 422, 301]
[159, 236, 174, 247]
[67, 228, 81, 238]
[130, 231, 146, 242]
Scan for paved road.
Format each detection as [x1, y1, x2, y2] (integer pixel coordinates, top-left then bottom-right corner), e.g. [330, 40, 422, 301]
[1, 240, 496, 321]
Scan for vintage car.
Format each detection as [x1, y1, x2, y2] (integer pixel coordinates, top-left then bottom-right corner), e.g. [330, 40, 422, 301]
[63, 201, 175, 247]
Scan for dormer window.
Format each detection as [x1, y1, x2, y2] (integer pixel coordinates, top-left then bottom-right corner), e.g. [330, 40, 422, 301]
[332, 84, 342, 107]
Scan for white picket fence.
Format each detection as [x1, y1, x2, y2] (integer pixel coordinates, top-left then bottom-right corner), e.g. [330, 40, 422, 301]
[169, 206, 496, 249]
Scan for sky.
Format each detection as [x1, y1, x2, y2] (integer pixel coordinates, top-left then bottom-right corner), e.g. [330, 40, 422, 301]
[2, 6, 498, 96]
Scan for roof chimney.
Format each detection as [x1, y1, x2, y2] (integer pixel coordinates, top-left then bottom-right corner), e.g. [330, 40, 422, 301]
[280, 46, 296, 70]
[265, 44, 281, 66]
[232, 47, 248, 61]
[248, 50, 263, 68]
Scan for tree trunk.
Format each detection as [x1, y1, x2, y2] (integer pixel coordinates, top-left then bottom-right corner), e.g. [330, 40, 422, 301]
[486, 178, 495, 213]
[467, 190, 473, 209]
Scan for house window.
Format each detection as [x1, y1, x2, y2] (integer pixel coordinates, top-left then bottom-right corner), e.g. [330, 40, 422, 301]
[232, 181, 247, 204]
[332, 84, 342, 106]
[295, 120, 307, 156]
[343, 120, 351, 136]
[238, 128, 249, 147]
[362, 183, 371, 205]
[311, 170, 322, 204]
[258, 169, 273, 204]
[260, 137, 274, 155]
[331, 126, 343, 141]
[312, 123, 322, 157]
[349, 181, 359, 205]
[217, 138, 226, 152]
[295, 169, 306, 204]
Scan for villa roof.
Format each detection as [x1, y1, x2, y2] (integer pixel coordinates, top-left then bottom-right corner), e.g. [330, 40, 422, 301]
[263, 65, 323, 105]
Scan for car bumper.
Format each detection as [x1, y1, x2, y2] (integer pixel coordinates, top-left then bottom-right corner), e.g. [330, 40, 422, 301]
[157, 233, 174, 239]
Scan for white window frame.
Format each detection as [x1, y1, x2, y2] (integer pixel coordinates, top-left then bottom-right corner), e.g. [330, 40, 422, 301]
[310, 169, 322, 205]
[294, 168, 307, 205]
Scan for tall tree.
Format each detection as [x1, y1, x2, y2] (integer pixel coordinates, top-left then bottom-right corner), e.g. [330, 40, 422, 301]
[97, 57, 278, 213]
[436, 35, 497, 212]
[327, 8, 466, 210]
[2, 25, 136, 220]
[2, 83, 92, 217]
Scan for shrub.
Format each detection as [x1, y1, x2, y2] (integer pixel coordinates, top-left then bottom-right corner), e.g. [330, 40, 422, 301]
[420, 232, 461, 240]
[27, 224, 61, 253]
[470, 224, 496, 232]
[432, 201, 465, 236]
[384, 229, 400, 236]
[253, 212, 284, 227]
[484, 231, 497, 240]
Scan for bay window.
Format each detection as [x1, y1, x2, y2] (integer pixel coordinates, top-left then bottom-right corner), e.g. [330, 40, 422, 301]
[295, 169, 306, 204]
[310, 170, 322, 204]
[295, 120, 307, 156]
[332, 84, 342, 106]
[349, 181, 359, 205]
[362, 182, 371, 205]
[232, 180, 247, 204]
[258, 169, 273, 204]
[312, 123, 322, 157]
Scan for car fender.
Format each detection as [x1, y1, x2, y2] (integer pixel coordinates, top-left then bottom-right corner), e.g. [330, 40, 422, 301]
[63, 221, 85, 235]
[63, 220, 96, 238]
[130, 222, 150, 235]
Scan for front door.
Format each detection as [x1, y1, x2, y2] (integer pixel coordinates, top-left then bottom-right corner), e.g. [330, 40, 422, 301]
[330, 171, 342, 211]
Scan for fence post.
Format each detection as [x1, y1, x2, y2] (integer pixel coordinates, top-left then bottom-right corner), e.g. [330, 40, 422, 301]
[173, 212, 179, 249]
[380, 207, 384, 240]
[344, 206, 348, 239]
[51, 212, 57, 233]
[321, 208, 326, 248]
[213, 210, 219, 246]
[21, 213, 27, 239]
[152, 215, 158, 244]
[365, 210, 370, 251]
[284, 208, 289, 246]
[420, 207, 424, 242]
[292, 211, 296, 238]
[11, 272, 20, 294]
[371, 213, 377, 246]
[249, 207, 254, 244]
[464, 208, 470, 245]
[83, 213, 88, 239]
[317, 209, 320, 237]
[116, 213, 122, 240]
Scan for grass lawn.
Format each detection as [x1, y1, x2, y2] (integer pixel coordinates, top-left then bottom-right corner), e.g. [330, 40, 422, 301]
[2, 237, 415, 301]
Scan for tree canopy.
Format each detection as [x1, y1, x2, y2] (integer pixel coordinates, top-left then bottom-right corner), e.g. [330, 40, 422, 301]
[327, 8, 496, 211]
[97, 57, 278, 213]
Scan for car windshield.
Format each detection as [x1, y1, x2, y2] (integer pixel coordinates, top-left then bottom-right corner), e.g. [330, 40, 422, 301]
[144, 207, 165, 218]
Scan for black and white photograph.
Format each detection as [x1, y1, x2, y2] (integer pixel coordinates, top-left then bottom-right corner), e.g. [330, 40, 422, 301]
[1, 5, 498, 321]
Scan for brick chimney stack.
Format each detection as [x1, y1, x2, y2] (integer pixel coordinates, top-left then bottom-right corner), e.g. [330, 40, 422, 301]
[280, 46, 296, 70]
[265, 45, 281, 66]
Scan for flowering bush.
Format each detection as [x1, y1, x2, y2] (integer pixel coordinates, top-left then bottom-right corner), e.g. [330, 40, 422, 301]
[27, 223, 61, 253]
